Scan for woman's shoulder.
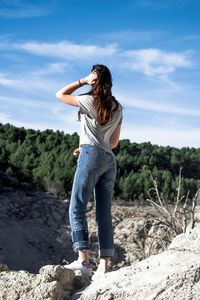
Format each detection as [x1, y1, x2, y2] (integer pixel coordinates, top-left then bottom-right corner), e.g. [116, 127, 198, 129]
[76, 94, 94, 107]
[77, 94, 94, 102]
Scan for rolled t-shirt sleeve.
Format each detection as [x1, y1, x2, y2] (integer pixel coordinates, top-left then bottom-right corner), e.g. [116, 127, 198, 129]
[76, 95, 94, 115]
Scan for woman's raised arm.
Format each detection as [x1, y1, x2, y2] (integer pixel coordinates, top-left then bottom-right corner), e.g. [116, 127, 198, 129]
[55, 71, 97, 106]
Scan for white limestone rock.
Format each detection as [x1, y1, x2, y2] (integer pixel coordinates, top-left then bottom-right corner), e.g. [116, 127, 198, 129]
[0, 265, 75, 300]
[81, 228, 200, 300]
[39, 265, 74, 291]
[169, 227, 200, 254]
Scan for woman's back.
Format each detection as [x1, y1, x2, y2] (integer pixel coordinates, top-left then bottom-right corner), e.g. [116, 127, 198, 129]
[77, 94, 122, 153]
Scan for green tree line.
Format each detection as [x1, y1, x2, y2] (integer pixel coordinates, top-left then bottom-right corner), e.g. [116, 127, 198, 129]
[0, 123, 200, 202]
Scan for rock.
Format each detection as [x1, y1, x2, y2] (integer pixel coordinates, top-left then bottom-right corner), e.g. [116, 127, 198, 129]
[0, 270, 37, 300]
[20, 281, 64, 300]
[0, 264, 86, 300]
[73, 270, 91, 290]
[0, 263, 9, 272]
[80, 228, 200, 300]
[39, 265, 75, 291]
[169, 227, 200, 254]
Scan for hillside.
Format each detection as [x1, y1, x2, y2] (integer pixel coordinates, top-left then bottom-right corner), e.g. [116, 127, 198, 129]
[1, 122, 200, 202]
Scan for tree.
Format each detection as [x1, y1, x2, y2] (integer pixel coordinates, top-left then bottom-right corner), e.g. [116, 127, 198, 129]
[0, 122, 199, 200]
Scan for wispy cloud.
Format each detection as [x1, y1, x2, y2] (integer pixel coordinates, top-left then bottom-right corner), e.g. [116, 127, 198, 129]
[0, 112, 12, 124]
[0, 73, 16, 87]
[0, 95, 54, 108]
[119, 94, 200, 117]
[122, 123, 200, 148]
[0, 72, 60, 95]
[0, 0, 50, 18]
[0, 111, 59, 132]
[0, 38, 196, 104]
[134, 0, 200, 10]
[180, 34, 200, 41]
[98, 30, 167, 43]
[0, 96, 80, 133]
[31, 62, 70, 76]
[13, 41, 119, 59]
[121, 48, 192, 80]
[7, 39, 194, 86]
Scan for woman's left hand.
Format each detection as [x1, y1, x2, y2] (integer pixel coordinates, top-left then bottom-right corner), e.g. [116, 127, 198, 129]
[73, 148, 80, 157]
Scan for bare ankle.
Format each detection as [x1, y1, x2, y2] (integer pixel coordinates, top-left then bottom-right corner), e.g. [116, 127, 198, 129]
[98, 258, 110, 273]
[97, 266, 107, 273]
[78, 250, 90, 265]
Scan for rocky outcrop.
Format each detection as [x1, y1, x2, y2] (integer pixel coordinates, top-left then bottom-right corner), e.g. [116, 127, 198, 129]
[81, 228, 200, 300]
[0, 264, 90, 300]
[1, 229, 200, 299]
[1, 172, 200, 299]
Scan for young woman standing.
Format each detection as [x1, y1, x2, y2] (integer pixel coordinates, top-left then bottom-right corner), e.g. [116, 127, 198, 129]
[56, 64, 123, 278]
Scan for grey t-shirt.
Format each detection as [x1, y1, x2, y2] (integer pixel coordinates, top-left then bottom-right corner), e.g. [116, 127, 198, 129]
[76, 95, 123, 153]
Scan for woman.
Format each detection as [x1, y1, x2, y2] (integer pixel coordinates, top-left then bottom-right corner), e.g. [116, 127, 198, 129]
[56, 64, 123, 278]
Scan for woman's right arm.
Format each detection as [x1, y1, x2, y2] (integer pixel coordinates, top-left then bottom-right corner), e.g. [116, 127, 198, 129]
[55, 71, 97, 106]
[111, 125, 122, 149]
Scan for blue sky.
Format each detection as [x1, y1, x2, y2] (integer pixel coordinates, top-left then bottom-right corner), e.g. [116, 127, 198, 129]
[0, 0, 200, 148]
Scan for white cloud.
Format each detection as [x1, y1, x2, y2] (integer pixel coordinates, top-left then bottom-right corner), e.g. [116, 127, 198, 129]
[1, 38, 193, 86]
[0, 72, 59, 94]
[134, 0, 200, 10]
[0, 95, 80, 133]
[0, 0, 50, 18]
[0, 95, 54, 108]
[4, 112, 79, 135]
[14, 41, 118, 59]
[0, 37, 199, 149]
[0, 8, 48, 18]
[0, 112, 12, 124]
[31, 62, 70, 76]
[0, 113, 58, 132]
[99, 30, 166, 42]
[0, 95, 76, 121]
[122, 48, 192, 78]
[121, 123, 200, 148]
[118, 93, 200, 117]
[0, 39, 9, 49]
[0, 73, 16, 87]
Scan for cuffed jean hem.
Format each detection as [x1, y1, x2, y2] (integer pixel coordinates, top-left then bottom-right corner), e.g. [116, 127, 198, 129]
[73, 241, 90, 253]
[99, 249, 114, 258]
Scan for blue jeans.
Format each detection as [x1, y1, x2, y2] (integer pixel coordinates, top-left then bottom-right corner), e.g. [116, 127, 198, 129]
[69, 145, 117, 258]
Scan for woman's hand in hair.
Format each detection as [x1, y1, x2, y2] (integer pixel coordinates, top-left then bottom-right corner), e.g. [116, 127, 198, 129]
[56, 70, 97, 107]
[82, 70, 97, 85]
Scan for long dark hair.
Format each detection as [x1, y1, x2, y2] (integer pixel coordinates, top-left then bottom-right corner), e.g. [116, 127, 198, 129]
[79, 64, 120, 125]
